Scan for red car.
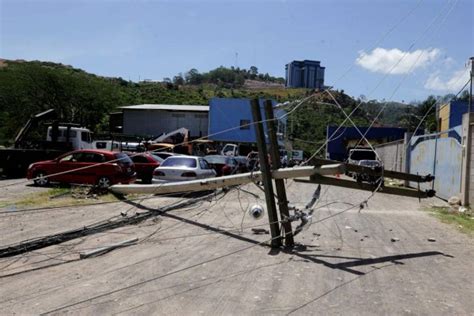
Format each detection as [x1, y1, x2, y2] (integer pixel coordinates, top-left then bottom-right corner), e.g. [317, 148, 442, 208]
[27, 150, 136, 187]
[127, 152, 163, 183]
[204, 155, 239, 176]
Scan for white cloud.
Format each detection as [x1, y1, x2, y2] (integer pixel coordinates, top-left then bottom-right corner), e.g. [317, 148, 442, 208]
[424, 69, 470, 92]
[356, 47, 440, 74]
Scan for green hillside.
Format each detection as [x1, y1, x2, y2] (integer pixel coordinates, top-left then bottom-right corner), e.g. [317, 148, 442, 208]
[0, 59, 444, 154]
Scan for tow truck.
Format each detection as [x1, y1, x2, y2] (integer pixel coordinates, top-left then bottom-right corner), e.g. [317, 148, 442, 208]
[0, 109, 93, 177]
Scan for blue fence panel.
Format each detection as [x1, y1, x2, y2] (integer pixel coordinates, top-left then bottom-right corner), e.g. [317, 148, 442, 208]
[409, 128, 462, 199]
[433, 137, 463, 199]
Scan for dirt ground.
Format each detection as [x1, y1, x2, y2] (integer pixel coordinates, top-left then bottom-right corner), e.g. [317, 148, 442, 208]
[0, 178, 472, 315]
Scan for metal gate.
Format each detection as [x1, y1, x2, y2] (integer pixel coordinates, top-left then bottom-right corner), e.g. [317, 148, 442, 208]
[409, 127, 463, 200]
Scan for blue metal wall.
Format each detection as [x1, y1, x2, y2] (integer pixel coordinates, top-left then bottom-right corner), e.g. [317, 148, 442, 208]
[448, 100, 469, 129]
[326, 126, 407, 161]
[208, 98, 285, 144]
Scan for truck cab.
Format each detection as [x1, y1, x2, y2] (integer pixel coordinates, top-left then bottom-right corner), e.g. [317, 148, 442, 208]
[347, 148, 377, 165]
[46, 126, 93, 150]
[346, 147, 379, 178]
[221, 143, 255, 157]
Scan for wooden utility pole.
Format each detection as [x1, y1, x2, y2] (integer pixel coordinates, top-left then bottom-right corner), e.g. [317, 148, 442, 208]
[263, 100, 294, 247]
[251, 99, 282, 248]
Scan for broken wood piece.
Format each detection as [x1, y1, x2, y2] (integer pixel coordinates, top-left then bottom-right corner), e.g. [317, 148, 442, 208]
[79, 237, 139, 259]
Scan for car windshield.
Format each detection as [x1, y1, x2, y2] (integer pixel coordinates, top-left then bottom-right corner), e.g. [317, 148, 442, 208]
[204, 156, 227, 164]
[150, 154, 164, 163]
[349, 150, 376, 160]
[114, 153, 133, 165]
[161, 157, 197, 168]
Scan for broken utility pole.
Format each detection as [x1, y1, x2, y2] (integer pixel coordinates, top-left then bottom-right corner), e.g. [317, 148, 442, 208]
[111, 164, 344, 195]
[251, 98, 282, 248]
[264, 100, 294, 247]
[295, 175, 435, 198]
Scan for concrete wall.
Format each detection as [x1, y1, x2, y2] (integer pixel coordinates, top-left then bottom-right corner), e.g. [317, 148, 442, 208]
[439, 103, 450, 133]
[375, 139, 405, 172]
[460, 113, 474, 205]
[123, 110, 208, 138]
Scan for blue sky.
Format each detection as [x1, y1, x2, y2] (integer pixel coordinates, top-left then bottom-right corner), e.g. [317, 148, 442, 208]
[1, 0, 472, 102]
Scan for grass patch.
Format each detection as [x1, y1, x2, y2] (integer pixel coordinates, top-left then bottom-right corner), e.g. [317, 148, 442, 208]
[428, 206, 474, 235]
[5, 186, 123, 210]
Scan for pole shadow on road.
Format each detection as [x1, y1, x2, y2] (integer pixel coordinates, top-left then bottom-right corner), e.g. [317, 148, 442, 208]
[124, 200, 452, 276]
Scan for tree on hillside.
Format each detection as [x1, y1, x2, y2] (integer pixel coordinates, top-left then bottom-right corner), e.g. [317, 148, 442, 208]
[416, 95, 437, 132]
[173, 74, 184, 85]
[0, 61, 122, 142]
[457, 90, 470, 103]
[249, 66, 258, 79]
[185, 69, 203, 85]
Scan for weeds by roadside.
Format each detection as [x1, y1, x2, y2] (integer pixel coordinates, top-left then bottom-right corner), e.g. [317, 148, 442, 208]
[1, 185, 123, 210]
[427, 206, 474, 235]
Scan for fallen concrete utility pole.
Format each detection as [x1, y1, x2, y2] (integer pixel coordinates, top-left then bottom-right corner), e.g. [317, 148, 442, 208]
[110, 164, 345, 195]
[295, 175, 435, 198]
[312, 158, 434, 183]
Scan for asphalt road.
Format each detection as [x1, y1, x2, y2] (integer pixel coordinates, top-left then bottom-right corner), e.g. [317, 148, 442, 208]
[0, 179, 472, 315]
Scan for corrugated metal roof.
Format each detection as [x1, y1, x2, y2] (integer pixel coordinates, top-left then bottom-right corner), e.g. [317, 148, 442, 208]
[120, 104, 209, 112]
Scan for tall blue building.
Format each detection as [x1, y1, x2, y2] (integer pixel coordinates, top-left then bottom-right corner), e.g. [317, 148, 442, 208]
[285, 60, 325, 89]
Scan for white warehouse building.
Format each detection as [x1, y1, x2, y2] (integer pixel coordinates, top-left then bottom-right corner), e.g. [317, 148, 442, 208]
[120, 104, 209, 138]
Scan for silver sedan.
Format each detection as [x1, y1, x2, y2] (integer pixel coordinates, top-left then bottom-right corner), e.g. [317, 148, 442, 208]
[152, 156, 216, 183]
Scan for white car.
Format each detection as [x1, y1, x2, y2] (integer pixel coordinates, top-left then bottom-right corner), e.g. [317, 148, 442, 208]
[152, 156, 216, 183]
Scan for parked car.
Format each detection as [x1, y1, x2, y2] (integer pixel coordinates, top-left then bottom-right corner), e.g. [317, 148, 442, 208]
[346, 148, 377, 177]
[152, 156, 216, 183]
[204, 155, 240, 176]
[246, 151, 259, 171]
[355, 159, 383, 185]
[126, 152, 164, 183]
[27, 149, 136, 187]
[234, 156, 249, 172]
[152, 152, 180, 160]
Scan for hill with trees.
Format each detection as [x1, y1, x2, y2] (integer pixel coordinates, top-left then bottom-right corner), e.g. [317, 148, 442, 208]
[0, 59, 465, 155]
[169, 66, 284, 88]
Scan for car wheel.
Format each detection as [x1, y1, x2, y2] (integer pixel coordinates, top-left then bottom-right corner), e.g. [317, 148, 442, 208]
[97, 176, 111, 188]
[33, 171, 49, 187]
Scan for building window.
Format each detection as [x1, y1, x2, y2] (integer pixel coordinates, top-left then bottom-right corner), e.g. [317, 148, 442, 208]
[172, 113, 185, 118]
[240, 119, 250, 130]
